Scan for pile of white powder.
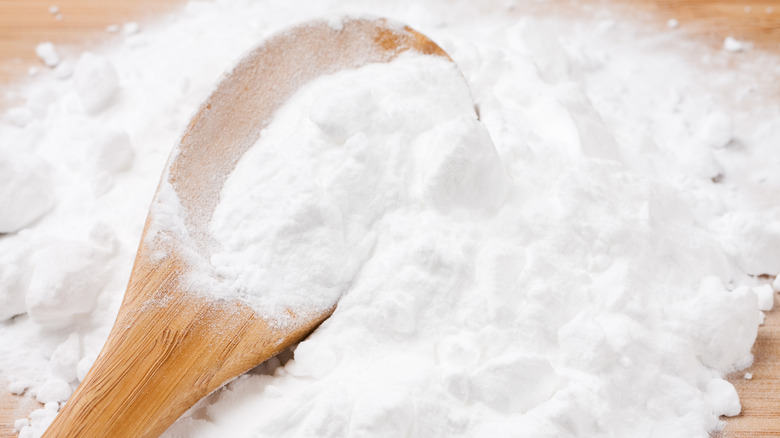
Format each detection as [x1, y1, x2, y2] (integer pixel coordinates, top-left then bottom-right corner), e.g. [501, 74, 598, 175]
[2, 1, 780, 437]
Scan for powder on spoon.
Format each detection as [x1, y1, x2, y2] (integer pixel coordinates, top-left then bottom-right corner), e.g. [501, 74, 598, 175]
[172, 51, 504, 325]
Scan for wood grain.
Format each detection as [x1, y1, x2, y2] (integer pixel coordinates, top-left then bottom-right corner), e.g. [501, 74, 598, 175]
[0, 0, 185, 83]
[0, 390, 37, 438]
[621, 0, 780, 49]
[716, 295, 780, 438]
[1, 1, 779, 437]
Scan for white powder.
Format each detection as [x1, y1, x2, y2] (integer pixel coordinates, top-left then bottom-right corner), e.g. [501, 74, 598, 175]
[2, 1, 780, 437]
[72, 52, 120, 113]
[724, 36, 750, 52]
[0, 157, 53, 234]
[195, 53, 495, 324]
[34, 42, 59, 68]
[123, 22, 141, 36]
[753, 285, 775, 311]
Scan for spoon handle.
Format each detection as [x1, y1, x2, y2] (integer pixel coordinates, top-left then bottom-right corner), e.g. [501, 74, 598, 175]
[42, 251, 326, 438]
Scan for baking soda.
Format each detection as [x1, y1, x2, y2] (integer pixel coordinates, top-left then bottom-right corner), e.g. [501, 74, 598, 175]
[2, 1, 779, 437]
[192, 52, 495, 324]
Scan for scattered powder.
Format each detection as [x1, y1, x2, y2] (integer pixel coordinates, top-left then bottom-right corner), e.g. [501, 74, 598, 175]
[7, 106, 34, 127]
[753, 285, 775, 311]
[724, 36, 750, 52]
[13, 418, 29, 433]
[8, 382, 29, 396]
[123, 22, 140, 36]
[34, 42, 59, 68]
[2, 1, 780, 437]
[48, 5, 63, 21]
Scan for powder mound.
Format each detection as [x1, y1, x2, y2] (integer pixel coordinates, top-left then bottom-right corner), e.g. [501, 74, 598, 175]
[1, 3, 777, 438]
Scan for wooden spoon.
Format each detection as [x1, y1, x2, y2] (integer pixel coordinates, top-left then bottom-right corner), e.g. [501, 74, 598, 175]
[42, 17, 451, 438]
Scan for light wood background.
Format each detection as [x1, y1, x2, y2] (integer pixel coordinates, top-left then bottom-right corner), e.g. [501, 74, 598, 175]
[0, 0, 184, 84]
[0, 0, 779, 437]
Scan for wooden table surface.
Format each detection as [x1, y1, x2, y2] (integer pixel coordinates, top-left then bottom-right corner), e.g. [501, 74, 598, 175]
[1, 1, 779, 437]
